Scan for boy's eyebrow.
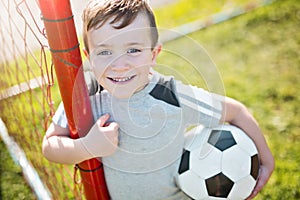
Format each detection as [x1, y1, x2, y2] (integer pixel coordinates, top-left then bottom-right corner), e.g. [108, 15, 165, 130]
[95, 43, 112, 48]
[126, 42, 144, 46]
[126, 42, 153, 49]
[94, 42, 148, 49]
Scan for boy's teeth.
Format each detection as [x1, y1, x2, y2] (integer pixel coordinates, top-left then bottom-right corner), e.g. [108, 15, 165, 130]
[112, 76, 133, 82]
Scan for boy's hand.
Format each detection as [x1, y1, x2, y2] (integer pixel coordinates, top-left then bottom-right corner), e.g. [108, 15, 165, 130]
[247, 153, 274, 199]
[81, 114, 119, 157]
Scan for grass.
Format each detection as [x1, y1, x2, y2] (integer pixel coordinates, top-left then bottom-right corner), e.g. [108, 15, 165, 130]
[157, 0, 300, 199]
[0, 49, 51, 89]
[155, 0, 258, 29]
[0, 0, 299, 199]
[0, 84, 77, 199]
[0, 141, 36, 200]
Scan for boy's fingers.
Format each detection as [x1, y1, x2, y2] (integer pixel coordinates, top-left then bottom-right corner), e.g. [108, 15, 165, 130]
[247, 166, 270, 199]
[246, 181, 260, 199]
[247, 180, 262, 199]
[107, 122, 119, 130]
[107, 122, 119, 142]
[97, 114, 110, 127]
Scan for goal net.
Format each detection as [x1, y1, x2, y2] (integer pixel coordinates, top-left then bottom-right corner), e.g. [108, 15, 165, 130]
[0, 0, 85, 198]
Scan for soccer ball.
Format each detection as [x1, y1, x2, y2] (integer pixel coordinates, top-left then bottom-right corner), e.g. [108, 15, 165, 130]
[176, 125, 260, 199]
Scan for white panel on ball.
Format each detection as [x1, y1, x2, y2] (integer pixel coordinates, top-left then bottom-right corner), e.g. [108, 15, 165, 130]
[222, 146, 251, 181]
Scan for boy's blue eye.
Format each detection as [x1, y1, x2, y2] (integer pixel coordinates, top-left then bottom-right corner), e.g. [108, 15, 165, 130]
[127, 48, 141, 54]
[97, 50, 112, 56]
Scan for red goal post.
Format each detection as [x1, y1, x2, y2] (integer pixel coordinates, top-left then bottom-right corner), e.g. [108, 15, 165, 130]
[39, 0, 109, 199]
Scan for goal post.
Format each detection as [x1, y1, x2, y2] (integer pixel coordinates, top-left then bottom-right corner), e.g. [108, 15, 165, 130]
[39, 0, 109, 199]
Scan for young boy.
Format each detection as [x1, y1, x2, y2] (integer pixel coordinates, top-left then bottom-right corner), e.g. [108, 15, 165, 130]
[42, 0, 274, 199]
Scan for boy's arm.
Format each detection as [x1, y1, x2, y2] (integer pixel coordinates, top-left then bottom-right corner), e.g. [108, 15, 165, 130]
[221, 97, 274, 199]
[42, 114, 119, 165]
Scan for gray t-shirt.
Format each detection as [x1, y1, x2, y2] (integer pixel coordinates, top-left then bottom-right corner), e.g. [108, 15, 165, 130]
[53, 73, 223, 200]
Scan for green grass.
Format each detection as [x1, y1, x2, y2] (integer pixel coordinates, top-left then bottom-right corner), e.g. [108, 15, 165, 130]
[157, 0, 300, 199]
[0, 50, 51, 89]
[155, 0, 257, 29]
[0, 84, 75, 199]
[1, 0, 299, 199]
[0, 141, 36, 200]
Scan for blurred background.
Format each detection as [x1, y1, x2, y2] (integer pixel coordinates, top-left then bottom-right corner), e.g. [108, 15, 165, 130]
[0, 0, 299, 199]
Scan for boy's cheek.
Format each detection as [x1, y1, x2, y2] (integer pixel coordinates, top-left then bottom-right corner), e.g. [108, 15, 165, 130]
[92, 69, 105, 81]
[90, 65, 106, 82]
[90, 58, 108, 73]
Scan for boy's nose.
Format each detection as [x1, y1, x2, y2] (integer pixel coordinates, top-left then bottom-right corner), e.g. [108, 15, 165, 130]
[110, 54, 130, 72]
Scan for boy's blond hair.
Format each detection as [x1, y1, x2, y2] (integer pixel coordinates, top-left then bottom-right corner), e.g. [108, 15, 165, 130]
[82, 0, 159, 53]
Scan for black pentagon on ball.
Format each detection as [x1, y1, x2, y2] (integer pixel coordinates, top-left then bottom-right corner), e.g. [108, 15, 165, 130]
[251, 154, 260, 180]
[208, 130, 237, 151]
[205, 172, 234, 198]
[178, 150, 190, 174]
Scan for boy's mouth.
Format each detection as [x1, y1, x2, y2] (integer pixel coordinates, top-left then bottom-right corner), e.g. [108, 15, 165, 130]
[107, 75, 136, 83]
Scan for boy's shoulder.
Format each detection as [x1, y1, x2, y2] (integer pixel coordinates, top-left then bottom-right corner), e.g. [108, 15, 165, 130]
[149, 73, 180, 107]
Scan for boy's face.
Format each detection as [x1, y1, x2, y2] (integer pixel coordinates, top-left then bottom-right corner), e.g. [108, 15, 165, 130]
[87, 13, 161, 99]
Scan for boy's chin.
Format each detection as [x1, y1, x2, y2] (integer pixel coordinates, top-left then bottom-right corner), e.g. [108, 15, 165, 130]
[109, 83, 148, 99]
[109, 88, 136, 99]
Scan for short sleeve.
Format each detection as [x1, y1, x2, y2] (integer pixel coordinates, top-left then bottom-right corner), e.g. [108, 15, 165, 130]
[52, 102, 68, 128]
[176, 81, 224, 128]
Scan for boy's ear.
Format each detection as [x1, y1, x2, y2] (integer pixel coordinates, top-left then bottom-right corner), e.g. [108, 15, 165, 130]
[83, 48, 90, 59]
[151, 43, 162, 66]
